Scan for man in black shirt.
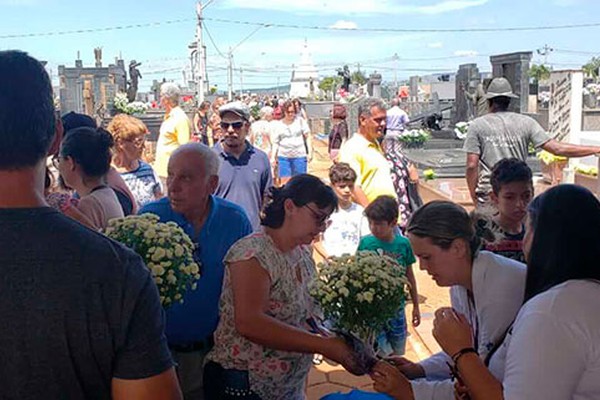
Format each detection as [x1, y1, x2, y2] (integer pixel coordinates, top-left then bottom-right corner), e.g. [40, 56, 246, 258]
[0, 50, 181, 399]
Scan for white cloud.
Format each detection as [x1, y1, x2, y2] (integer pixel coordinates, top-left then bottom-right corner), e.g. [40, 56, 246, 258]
[454, 50, 479, 57]
[329, 20, 358, 30]
[220, 0, 489, 15]
[428, 42, 444, 48]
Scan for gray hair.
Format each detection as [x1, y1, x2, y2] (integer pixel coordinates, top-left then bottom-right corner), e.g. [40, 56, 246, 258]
[172, 143, 220, 177]
[259, 106, 274, 119]
[160, 82, 181, 105]
[357, 98, 386, 119]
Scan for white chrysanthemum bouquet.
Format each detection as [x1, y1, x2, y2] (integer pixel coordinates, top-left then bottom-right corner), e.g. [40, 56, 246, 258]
[311, 251, 409, 347]
[105, 214, 201, 308]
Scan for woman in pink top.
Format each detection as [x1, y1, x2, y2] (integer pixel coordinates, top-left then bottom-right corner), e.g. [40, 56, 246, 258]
[54, 127, 124, 230]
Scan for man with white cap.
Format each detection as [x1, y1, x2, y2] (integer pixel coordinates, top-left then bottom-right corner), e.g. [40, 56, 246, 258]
[213, 101, 272, 231]
[464, 76, 600, 206]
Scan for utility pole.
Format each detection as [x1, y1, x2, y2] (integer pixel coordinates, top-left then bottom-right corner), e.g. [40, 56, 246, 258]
[239, 67, 243, 94]
[536, 44, 554, 65]
[195, 1, 206, 102]
[228, 47, 233, 101]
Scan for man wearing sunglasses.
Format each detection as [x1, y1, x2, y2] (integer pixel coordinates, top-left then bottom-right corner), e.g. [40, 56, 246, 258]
[213, 102, 272, 231]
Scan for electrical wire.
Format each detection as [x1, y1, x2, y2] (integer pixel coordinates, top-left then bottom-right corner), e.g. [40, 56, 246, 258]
[202, 16, 600, 33]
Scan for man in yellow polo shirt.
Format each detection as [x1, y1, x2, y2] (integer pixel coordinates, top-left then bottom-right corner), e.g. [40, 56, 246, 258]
[339, 98, 396, 205]
[155, 82, 191, 182]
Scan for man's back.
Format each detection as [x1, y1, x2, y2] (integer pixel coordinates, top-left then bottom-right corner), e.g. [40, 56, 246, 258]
[0, 208, 173, 399]
[464, 111, 549, 196]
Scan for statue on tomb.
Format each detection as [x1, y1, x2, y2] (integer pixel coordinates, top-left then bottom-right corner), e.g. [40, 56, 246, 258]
[337, 65, 351, 91]
[309, 77, 315, 94]
[83, 80, 94, 116]
[127, 60, 142, 102]
[462, 79, 490, 119]
[94, 47, 102, 66]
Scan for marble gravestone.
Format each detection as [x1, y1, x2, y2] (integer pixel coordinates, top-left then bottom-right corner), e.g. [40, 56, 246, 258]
[490, 52, 532, 114]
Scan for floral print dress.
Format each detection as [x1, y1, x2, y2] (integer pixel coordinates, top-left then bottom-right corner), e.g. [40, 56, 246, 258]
[382, 137, 412, 230]
[205, 233, 317, 400]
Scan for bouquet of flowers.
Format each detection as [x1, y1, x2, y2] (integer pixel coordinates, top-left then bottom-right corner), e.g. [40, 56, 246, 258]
[310, 251, 409, 348]
[423, 168, 437, 181]
[454, 121, 469, 140]
[398, 129, 431, 148]
[113, 92, 148, 116]
[105, 214, 201, 308]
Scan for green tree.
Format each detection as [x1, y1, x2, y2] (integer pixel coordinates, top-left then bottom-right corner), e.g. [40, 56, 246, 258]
[318, 76, 342, 94]
[351, 70, 367, 85]
[583, 57, 600, 79]
[529, 64, 551, 84]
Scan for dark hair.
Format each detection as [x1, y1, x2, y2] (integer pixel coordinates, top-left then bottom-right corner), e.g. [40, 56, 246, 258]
[524, 184, 600, 302]
[261, 174, 338, 229]
[407, 201, 481, 259]
[61, 111, 97, 133]
[282, 100, 295, 115]
[488, 96, 511, 111]
[329, 162, 357, 185]
[200, 100, 211, 111]
[364, 195, 399, 224]
[0, 50, 55, 169]
[60, 127, 114, 178]
[490, 158, 533, 194]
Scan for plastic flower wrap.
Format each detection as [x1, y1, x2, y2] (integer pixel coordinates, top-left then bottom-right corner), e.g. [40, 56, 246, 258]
[454, 121, 469, 140]
[310, 251, 409, 346]
[105, 214, 201, 308]
[398, 129, 431, 148]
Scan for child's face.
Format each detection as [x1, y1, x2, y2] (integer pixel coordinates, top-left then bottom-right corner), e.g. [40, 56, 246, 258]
[491, 181, 533, 225]
[368, 219, 396, 240]
[332, 181, 354, 204]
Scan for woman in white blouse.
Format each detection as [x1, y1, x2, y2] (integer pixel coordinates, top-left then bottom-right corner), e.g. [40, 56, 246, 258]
[271, 100, 312, 185]
[374, 185, 600, 400]
[370, 201, 526, 399]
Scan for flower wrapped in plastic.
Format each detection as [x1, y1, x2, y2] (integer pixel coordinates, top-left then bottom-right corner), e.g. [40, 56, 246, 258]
[454, 121, 469, 140]
[310, 251, 409, 348]
[105, 213, 200, 308]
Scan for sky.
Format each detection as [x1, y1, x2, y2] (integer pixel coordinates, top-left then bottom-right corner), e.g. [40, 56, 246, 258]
[1, 0, 599, 92]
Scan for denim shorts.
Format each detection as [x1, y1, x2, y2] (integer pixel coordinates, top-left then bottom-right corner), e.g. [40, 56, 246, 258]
[278, 156, 307, 178]
[376, 308, 407, 356]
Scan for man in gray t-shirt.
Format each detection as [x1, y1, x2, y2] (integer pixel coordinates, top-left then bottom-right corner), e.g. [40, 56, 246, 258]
[465, 77, 600, 206]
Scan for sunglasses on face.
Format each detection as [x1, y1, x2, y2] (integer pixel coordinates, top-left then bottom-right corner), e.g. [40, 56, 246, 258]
[220, 121, 244, 130]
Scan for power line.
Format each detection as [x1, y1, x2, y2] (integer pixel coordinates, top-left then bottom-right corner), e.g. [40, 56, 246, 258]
[203, 23, 228, 59]
[4, 15, 600, 40]
[203, 16, 600, 33]
[0, 18, 193, 39]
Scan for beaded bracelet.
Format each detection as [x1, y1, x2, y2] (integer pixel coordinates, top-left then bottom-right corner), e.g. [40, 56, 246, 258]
[451, 347, 478, 366]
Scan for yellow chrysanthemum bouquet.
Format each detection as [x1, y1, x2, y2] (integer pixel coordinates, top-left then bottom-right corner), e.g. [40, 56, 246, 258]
[105, 214, 200, 308]
[311, 251, 408, 348]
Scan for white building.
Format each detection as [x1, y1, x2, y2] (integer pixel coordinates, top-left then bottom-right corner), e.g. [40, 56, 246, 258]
[289, 40, 319, 99]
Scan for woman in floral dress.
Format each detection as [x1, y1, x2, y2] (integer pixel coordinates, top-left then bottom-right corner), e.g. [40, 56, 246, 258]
[382, 136, 420, 231]
[204, 174, 362, 400]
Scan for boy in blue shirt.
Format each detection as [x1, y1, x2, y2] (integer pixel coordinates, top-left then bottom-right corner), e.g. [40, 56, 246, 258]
[358, 195, 420, 356]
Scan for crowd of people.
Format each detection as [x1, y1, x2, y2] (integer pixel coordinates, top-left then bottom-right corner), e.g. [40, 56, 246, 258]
[1, 49, 599, 400]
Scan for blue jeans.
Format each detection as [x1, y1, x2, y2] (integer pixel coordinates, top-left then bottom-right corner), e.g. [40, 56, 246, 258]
[376, 308, 407, 356]
[278, 156, 307, 178]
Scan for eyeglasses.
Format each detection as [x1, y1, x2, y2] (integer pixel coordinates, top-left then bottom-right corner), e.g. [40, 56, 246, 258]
[123, 136, 146, 147]
[304, 204, 331, 227]
[220, 121, 244, 130]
